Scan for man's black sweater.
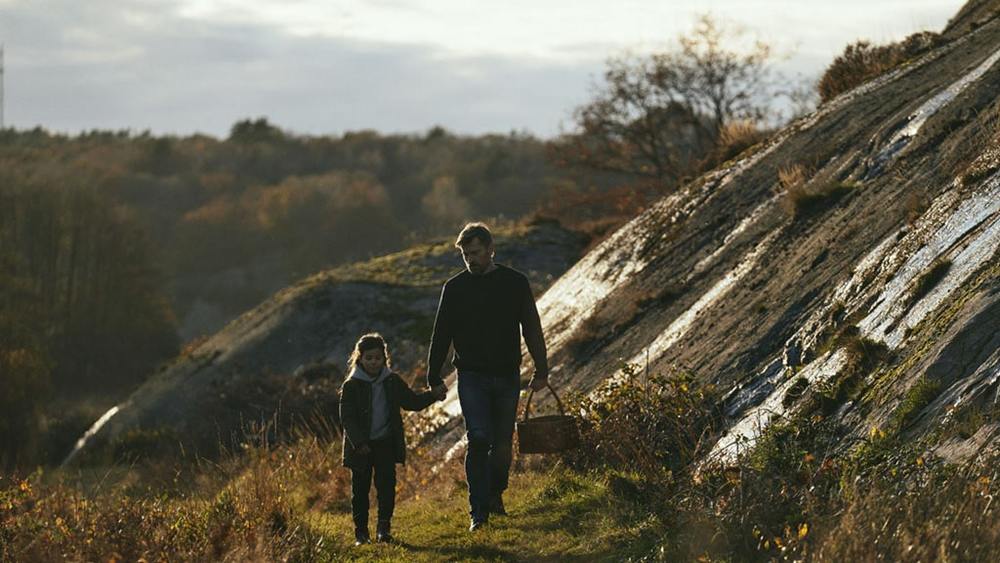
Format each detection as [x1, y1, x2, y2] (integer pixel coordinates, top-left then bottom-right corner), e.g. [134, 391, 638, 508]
[427, 264, 546, 385]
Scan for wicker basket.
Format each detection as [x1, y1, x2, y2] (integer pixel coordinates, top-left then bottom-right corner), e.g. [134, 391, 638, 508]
[517, 383, 579, 454]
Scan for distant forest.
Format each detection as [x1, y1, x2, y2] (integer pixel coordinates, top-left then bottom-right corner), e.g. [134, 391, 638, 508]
[3, 121, 591, 337]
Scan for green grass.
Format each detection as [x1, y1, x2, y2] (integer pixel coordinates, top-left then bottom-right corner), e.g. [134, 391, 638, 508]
[3, 442, 654, 562]
[889, 377, 944, 433]
[294, 468, 655, 562]
[317, 223, 546, 289]
[321, 239, 458, 288]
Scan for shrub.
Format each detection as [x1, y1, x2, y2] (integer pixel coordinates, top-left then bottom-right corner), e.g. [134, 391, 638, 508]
[904, 191, 930, 225]
[661, 409, 1000, 561]
[940, 402, 1000, 441]
[654, 415, 845, 560]
[782, 179, 857, 220]
[957, 112, 1000, 187]
[817, 31, 942, 103]
[798, 330, 888, 416]
[959, 147, 1000, 187]
[563, 364, 720, 484]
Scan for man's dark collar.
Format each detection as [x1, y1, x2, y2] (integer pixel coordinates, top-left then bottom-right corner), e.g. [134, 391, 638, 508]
[468, 262, 500, 276]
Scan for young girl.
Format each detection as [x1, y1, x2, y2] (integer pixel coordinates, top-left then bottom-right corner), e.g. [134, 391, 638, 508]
[339, 333, 444, 545]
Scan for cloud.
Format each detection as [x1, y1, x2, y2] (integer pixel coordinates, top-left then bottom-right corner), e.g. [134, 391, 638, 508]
[0, 0, 964, 137]
[0, 0, 599, 136]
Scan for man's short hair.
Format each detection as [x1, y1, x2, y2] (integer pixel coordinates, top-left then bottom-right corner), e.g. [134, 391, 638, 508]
[455, 222, 493, 248]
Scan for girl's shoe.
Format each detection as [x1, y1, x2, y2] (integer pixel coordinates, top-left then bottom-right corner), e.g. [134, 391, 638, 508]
[376, 520, 394, 543]
[489, 493, 507, 516]
[354, 530, 371, 546]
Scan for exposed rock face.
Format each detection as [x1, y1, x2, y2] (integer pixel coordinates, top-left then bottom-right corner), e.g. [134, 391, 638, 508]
[419, 4, 1000, 465]
[65, 223, 586, 463]
[944, 0, 1000, 39]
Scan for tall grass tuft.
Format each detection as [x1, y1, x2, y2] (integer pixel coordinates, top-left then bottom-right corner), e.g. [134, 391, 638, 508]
[779, 165, 857, 220]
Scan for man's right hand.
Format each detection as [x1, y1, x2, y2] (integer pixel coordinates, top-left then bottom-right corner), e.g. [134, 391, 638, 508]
[432, 384, 448, 401]
[356, 444, 371, 456]
[528, 376, 548, 392]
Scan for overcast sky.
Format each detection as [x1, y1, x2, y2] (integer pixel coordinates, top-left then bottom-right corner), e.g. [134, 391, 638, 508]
[0, 0, 967, 138]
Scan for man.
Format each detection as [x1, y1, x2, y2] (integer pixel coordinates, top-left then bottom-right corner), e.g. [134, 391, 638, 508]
[427, 222, 549, 531]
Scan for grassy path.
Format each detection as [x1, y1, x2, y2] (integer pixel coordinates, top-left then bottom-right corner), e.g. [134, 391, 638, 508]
[301, 468, 654, 562]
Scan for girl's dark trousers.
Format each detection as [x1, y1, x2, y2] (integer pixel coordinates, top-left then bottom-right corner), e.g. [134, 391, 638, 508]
[350, 437, 396, 534]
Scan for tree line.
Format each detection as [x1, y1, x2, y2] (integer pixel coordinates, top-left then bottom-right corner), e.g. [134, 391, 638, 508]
[0, 179, 179, 467]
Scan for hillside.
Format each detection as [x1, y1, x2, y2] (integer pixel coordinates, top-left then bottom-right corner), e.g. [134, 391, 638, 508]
[418, 3, 1000, 467]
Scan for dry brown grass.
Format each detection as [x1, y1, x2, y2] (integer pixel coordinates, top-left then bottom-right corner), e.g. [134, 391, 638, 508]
[777, 164, 858, 220]
[814, 460, 1000, 561]
[818, 31, 942, 103]
[718, 120, 765, 150]
[0, 424, 344, 562]
[904, 191, 930, 225]
[700, 120, 771, 170]
[778, 163, 809, 192]
[5, 385, 1000, 562]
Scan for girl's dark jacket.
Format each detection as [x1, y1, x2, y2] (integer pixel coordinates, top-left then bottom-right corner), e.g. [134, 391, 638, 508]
[339, 368, 436, 468]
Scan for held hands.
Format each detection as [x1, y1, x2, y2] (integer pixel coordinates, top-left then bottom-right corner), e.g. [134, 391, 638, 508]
[356, 443, 371, 456]
[431, 384, 448, 401]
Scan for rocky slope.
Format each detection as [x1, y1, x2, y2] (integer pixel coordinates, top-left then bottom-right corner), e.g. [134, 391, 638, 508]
[65, 222, 586, 463]
[420, 2, 1000, 465]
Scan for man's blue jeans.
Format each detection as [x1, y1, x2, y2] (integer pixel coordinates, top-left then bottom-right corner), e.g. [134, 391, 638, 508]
[457, 370, 520, 521]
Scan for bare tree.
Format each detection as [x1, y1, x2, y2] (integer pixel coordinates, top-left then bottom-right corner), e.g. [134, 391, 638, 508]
[558, 14, 778, 187]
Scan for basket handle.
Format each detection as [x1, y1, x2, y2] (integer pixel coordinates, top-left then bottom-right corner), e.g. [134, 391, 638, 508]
[522, 381, 567, 422]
